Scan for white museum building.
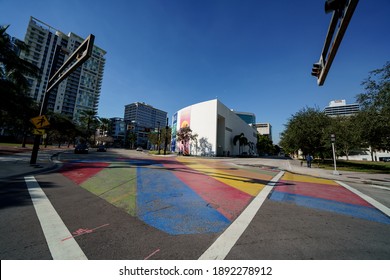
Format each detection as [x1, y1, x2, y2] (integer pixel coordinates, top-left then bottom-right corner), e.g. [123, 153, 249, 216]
[171, 99, 258, 157]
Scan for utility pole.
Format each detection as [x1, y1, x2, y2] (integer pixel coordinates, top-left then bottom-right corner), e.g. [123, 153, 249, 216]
[164, 117, 169, 155]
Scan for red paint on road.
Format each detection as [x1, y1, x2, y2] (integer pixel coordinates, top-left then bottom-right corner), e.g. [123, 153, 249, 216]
[163, 160, 252, 221]
[276, 180, 373, 207]
[60, 162, 110, 185]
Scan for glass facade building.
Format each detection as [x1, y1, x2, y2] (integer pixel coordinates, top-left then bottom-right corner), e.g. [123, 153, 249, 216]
[19, 17, 106, 121]
[124, 102, 167, 148]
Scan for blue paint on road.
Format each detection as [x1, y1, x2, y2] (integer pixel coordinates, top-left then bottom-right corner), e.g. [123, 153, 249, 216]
[270, 191, 390, 225]
[136, 162, 230, 235]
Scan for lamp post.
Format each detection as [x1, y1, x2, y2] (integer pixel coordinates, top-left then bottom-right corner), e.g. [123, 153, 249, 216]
[157, 121, 161, 154]
[331, 134, 339, 175]
[164, 117, 169, 155]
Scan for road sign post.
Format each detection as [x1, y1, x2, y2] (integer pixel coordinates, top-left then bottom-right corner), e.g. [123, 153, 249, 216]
[29, 34, 95, 164]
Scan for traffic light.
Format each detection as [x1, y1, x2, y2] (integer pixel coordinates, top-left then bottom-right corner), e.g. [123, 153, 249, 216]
[325, 0, 347, 14]
[312, 0, 359, 86]
[311, 63, 322, 78]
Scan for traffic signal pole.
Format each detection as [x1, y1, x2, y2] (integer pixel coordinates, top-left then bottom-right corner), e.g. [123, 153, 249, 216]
[29, 35, 95, 165]
[312, 0, 359, 86]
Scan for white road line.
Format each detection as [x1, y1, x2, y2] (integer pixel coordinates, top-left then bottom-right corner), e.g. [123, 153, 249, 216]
[24, 176, 87, 260]
[199, 170, 285, 260]
[336, 180, 390, 217]
[370, 185, 390, 191]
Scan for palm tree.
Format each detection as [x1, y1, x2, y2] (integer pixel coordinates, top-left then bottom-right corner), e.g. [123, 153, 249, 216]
[1, 26, 40, 88]
[78, 109, 98, 143]
[233, 133, 248, 155]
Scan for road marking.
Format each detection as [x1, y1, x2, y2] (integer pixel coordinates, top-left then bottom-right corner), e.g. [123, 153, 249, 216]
[144, 248, 160, 260]
[336, 180, 390, 217]
[370, 185, 390, 191]
[199, 170, 285, 260]
[24, 176, 88, 260]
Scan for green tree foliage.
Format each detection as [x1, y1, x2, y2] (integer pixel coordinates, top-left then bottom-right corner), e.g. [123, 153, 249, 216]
[1, 26, 41, 141]
[78, 109, 98, 143]
[257, 134, 274, 155]
[45, 112, 78, 147]
[326, 116, 361, 160]
[280, 107, 331, 158]
[356, 62, 390, 155]
[176, 126, 196, 155]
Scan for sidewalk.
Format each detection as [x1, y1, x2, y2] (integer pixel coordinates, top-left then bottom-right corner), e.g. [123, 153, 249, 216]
[285, 159, 390, 188]
[0, 145, 71, 179]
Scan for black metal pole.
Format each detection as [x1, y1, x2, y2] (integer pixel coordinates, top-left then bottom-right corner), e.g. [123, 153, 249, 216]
[164, 117, 169, 155]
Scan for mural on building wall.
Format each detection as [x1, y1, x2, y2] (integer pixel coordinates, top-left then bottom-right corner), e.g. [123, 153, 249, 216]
[171, 113, 177, 152]
[179, 108, 191, 155]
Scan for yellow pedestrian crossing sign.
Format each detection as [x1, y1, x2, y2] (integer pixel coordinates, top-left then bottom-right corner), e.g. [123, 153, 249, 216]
[30, 115, 50, 129]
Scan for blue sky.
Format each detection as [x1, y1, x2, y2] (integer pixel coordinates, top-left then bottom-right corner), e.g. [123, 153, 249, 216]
[2, 0, 389, 144]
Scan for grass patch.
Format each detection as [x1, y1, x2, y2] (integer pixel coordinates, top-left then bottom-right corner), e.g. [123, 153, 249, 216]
[312, 159, 390, 174]
[0, 142, 32, 148]
[148, 150, 173, 155]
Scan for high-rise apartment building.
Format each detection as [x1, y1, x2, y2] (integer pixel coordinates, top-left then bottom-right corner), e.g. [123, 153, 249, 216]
[255, 123, 272, 141]
[324, 100, 360, 117]
[124, 102, 167, 148]
[19, 17, 106, 121]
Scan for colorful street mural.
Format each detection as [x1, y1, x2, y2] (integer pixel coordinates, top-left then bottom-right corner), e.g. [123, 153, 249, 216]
[60, 158, 390, 236]
[178, 108, 191, 155]
[60, 157, 278, 235]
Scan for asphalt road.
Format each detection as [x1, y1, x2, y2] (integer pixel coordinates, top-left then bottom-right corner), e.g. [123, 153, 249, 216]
[1, 149, 389, 260]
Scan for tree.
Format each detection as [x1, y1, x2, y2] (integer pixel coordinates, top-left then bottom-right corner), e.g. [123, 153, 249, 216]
[233, 133, 248, 155]
[176, 126, 196, 155]
[356, 62, 390, 155]
[1, 25, 41, 143]
[161, 126, 172, 154]
[257, 134, 274, 155]
[78, 109, 98, 144]
[280, 107, 331, 159]
[327, 116, 361, 160]
[45, 112, 78, 147]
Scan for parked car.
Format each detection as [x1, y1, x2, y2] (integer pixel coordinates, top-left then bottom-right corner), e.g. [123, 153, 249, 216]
[97, 145, 107, 152]
[74, 143, 89, 154]
[136, 146, 143, 151]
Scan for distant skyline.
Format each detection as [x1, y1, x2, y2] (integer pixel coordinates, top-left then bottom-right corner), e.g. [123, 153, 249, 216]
[2, 0, 389, 144]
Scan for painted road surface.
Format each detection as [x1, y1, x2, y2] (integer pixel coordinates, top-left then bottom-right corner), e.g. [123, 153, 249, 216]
[60, 157, 279, 235]
[59, 156, 390, 239]
[270, 172, 390, 224]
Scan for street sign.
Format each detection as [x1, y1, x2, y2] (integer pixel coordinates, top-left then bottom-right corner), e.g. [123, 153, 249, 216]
[30, 115, 50, 129]
[32, 129, 45, 135]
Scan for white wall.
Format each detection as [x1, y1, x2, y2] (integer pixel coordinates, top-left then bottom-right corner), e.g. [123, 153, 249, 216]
[217, 100, 257, 156]
[175, 99, 257, 156]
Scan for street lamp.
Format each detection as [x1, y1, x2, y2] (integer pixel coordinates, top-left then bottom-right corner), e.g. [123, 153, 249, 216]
[157, 121, 161, 154]
[164, 117, 169, 155]
[331, 134, 339, 175]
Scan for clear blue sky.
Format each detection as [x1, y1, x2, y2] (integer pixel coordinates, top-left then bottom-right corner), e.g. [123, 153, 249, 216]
[2, 0, 389, 144]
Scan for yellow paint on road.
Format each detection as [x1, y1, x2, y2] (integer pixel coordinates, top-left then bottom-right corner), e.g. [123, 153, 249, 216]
[177, 157, 270, 196]
[281, 172, 339, 185]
